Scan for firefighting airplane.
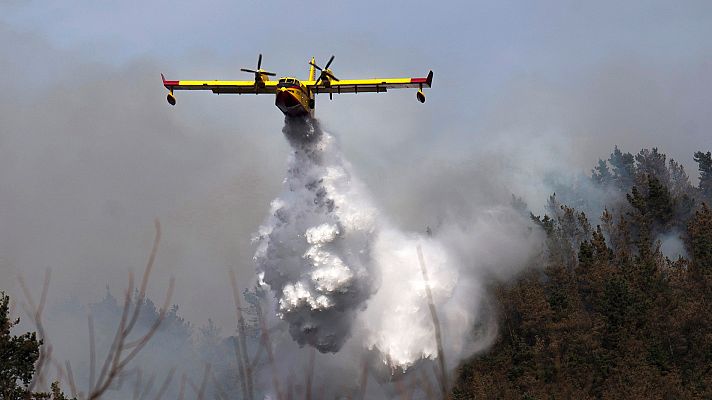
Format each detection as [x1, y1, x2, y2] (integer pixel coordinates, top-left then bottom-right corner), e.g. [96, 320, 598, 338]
[161, 55, 433, 117]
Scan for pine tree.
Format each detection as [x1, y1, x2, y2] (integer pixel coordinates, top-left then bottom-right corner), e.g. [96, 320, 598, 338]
[592, 159, 613, 185]
[693, 151, 712, 200]
[635, 148, 669, 186]
[609, 146, 636, 191]
[687, 203, 712, 282]
[0, 292, 40, 399]
[0, 293, 74, 399]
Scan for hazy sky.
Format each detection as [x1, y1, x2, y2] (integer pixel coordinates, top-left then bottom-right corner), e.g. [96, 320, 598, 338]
[2, 0, 711, 328]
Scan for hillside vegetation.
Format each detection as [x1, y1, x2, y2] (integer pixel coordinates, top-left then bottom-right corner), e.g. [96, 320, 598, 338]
[453, 148, 712, 399]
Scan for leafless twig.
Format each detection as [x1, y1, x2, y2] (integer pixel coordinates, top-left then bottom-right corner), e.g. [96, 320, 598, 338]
[88, 315, 96, 391]
[417, 245, 448, 399]
[64, 361, 78, 398]
[229, 268, 254, 400]
[132, 368, 143, 400]
[196, 363, 211, 400]
[138, 372, 156, 400]
[255, 297, 283, 400]
[18, 268, 51, 392]
[177, 373, 187, 400]
[151, 367, 176, 400]
[358, 355, 369, 400]
[210, 370, 229, 400]
[88, 219, 174, 400]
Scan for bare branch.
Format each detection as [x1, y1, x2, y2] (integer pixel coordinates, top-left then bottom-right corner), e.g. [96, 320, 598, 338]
[116, 278, 174, 370]
[88, 314, 96, 391]
[132, 368, 143, 400]
[18, 269, 51, 392]
[211, 370, 229, 400]
[151, 367, 175, 400]
[256, 298, 283, 400]
[417, 245, 448, 399]
[138, 372, 156, 400]
[357, 356, 369, 400]
[177, 373, 187, 400]
[196, 363, 211, 400]
[232, 336, 247, 398]
[124, 219, 162, 338]
[95, 272, 133, 392]
[64, 361, 78, 399]
[229, 268, 254, 400]
[89, 220, 172, 400]
[250, 339, 266, 369]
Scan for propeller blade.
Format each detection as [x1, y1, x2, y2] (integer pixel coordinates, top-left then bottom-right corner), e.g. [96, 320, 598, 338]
[325, 71, 339, 81]
[309, 62, 323, 71]
[324, 55, 335, 70]
[257, 54, 262, 70]
[241, 68, 258, 73]
[314, 77, 321, 87]
[262, 71, 277, 77]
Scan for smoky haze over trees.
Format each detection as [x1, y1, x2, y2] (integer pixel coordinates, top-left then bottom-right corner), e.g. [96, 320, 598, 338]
[454, 146, 712, 399]
[5, 145, 712, 399]
[2, 2, 712, 399]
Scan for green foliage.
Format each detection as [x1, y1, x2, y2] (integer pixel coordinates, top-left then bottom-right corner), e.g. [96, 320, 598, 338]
[0, 292, 41, 399]
[609, 146, 636, 191]
[0, 293, 74, 400]
[592, 159, 613, 185]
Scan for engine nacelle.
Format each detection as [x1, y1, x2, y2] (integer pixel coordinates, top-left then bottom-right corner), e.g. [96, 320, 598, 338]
[416, 90, 426, 103]
[167, 92, 176, 106]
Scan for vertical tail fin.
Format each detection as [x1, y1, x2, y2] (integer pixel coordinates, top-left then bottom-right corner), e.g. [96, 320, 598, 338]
[308, 57, 316, 82]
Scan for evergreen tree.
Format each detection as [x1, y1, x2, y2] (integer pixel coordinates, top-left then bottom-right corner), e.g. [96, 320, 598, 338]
[635, 148, 669, 186]
[609, 146, 636, 191]
[0, 293, 73, 400]
[668, 158, 692, 198]
[455, 153, 712, 398]
[693, 151, 712, 200]
[592, 159, 613, 185]
[0, 292, 40, 399]
[687, 203, 712, 282]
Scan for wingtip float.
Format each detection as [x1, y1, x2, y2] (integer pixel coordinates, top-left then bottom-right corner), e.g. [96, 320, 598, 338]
[161, 55, 433, 117]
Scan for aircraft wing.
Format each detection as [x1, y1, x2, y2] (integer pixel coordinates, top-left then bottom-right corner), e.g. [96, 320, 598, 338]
[308, 71, 433, 94]
[162, 74, 278, 94]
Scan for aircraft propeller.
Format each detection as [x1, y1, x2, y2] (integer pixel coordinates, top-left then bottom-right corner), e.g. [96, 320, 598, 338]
[241, 54, 277, 82]
[310, 55, 340, 87]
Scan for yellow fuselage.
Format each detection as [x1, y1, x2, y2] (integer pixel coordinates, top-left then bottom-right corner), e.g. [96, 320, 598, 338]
[275, 77, 312, 117]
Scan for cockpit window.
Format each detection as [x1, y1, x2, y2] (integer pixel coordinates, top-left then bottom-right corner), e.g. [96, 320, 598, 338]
[277, 78, 301, 88]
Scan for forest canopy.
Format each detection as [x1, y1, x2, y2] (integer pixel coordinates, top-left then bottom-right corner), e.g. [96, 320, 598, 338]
[454, 147, 712, 399]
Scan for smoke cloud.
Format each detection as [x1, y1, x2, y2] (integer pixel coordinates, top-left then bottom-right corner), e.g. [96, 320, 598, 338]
[3, 2, 711, 397]
[254, 118, 543, 372]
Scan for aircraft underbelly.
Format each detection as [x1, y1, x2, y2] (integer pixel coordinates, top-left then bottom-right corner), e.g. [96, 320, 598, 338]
[276, 90, 309, 116]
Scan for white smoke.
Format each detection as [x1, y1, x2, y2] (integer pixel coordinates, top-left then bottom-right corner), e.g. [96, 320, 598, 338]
[254, 118, 542, 371]
[254, 118, 378, 353]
